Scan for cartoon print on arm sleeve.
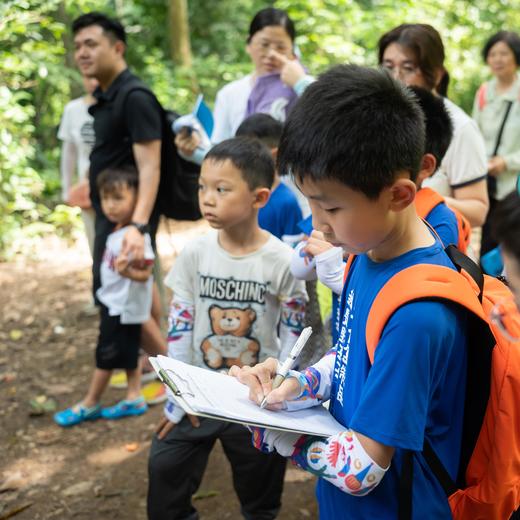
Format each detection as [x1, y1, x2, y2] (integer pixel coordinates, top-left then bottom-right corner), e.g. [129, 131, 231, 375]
[200, 305, 260, 370]
[167, 299, 194, 364]
[251, 426, 388, 496]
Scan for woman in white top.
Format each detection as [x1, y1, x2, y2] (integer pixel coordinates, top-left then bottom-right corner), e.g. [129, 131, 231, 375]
[377, 24, 489, 227]
[176, 7, 303, 158]
[58, 75, 98, 256]
[472, 31, 520, 256]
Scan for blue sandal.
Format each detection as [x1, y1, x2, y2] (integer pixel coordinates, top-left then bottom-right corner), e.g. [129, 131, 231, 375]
[54, 403, 102, 427]
[101, 396, 148, 420]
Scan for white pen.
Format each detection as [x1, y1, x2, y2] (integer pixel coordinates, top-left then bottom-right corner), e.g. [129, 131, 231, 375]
[260, 326, 313, 409]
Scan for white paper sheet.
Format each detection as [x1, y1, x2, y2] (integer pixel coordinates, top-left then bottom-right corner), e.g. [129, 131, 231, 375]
[151, 355, 344, 438]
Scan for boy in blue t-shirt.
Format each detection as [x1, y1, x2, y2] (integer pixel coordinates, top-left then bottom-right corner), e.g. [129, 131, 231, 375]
[231, 65, 468, 519]
[236, 113, 303, 246]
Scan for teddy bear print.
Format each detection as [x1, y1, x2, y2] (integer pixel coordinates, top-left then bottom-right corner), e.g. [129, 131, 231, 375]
[201, 305, 260, 370]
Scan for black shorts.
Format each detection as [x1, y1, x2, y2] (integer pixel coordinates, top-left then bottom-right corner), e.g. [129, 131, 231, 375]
[96, 304, 141, 370]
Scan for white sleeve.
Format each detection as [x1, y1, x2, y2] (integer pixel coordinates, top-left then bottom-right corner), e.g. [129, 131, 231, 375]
[441, 118, 487, 189]
[164, 244, 196, 302]
[60, 141, 77, 200]
[211, 87, 232, 144]
[315, 247, 345, 295]
[57, 104, 72, 142]
[290, 241, 317, 281]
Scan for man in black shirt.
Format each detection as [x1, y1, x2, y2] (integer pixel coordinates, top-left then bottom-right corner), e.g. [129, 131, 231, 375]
[72, 12, 162, 296]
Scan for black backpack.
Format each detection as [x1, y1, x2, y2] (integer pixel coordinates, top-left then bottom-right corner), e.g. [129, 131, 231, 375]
[115, 77, 201, 221]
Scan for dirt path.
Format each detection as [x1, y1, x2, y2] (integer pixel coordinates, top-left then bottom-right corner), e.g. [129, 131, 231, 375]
[0, 224, 318, 520]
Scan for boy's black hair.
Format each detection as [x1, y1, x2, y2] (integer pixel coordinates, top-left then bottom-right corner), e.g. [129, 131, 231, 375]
[482, 31, 520, 65]
[493, 189, 520, 261]
[204, 137, 274, 190]
[235, 113, 283, 149]
[72, 12, 126, 44]
[97, 165, 138, 194]
[278, 64, 425, 199]
[408, 86, 453, 165]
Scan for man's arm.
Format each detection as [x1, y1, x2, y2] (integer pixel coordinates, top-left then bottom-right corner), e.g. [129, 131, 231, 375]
[122, 139, 161, 260]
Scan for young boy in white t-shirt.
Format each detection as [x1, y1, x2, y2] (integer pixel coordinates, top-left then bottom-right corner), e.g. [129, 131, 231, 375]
[54, 166, 155, 426]
[147, 137, 307, 520]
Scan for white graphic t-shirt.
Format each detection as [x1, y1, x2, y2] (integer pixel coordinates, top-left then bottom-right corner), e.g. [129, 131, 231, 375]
[96, 226, 155, 324]
[58, 97, 96, 182]
[164, 230, 307, 370]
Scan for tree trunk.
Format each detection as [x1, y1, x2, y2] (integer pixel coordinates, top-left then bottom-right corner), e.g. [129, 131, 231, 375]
[168, 0, 193, 67]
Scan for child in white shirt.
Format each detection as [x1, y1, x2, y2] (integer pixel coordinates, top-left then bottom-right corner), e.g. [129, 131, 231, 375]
[54, 165, 155, 426]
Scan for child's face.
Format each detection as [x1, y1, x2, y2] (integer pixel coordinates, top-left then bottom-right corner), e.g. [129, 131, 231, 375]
[198, 159, 267, 229]
[100, 183, 137, 225]
[298, 176, 414, 255]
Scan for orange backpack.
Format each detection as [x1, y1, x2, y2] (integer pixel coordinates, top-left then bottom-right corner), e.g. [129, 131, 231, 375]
[344, 246, 520, 519]
[415, 187, 471, 254]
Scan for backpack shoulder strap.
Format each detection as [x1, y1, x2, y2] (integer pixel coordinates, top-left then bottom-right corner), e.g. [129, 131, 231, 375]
[343, 254, 356, 283]
[415, 188, 444, 219]
[365, 263, 486, 364]
[114, 77, 163, 120]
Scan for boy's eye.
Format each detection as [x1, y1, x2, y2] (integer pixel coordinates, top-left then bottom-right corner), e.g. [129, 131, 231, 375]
[217, 187, 229, 193]
[198, 184, 205, 191]
[324, 207, 339, 214]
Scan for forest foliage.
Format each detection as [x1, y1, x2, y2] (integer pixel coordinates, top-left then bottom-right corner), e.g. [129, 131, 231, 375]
[1, 0, 519, 258]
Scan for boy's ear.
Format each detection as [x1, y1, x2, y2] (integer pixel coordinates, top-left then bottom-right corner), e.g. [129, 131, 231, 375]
[271, 147, 278, 161]
[253, 187, 271, 209]
[388, 177, 417, 212]
[416, 153, 437, 189]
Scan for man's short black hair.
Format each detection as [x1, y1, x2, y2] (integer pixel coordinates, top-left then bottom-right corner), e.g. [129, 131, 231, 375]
[482, 31, 520, 65]
[97, 165, 138, 194]
[278, 64, 425, 199]
[235, 114, 283, 149]
[408, 86, 453, 166]
[493, 189, 520, 260]
[72, 12, 126, 44]
[204, 137, 274, 190]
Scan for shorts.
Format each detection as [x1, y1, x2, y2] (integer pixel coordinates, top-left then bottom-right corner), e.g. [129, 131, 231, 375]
[96, 304, 141, 370]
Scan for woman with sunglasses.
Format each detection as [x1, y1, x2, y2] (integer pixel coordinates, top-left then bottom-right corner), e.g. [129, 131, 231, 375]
[378, 24, 489, 229]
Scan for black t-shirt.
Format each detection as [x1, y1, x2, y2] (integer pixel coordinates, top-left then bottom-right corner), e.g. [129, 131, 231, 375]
[88, 69, 162, 211]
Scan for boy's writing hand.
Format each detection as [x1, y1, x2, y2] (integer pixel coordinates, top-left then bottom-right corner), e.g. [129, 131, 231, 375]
[303, 230, 333, 258]
[267, 50, 306, 88]
[156, 414, 200, 440]
[229, 358, 302, 410]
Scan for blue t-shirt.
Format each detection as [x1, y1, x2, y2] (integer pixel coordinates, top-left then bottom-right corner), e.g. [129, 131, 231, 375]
[426, 201, 459, 248]
[317, 242, 467, 520]
[259, 182, 303, 245]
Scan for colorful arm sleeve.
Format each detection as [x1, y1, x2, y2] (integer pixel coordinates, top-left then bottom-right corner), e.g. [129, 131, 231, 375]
[284, 349, 336, 411]
[251, 427, 388, 496]
[164, 298, 195, 423]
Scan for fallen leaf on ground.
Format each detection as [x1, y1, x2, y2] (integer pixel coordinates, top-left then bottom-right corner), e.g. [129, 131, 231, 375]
[8, 330, 22, 341]
[0, 502, 33, 519]
[62, 481, 92, 497]
[124, 443, 139, 452]
[0, 472, 28, 492]
[193, 490, 219, 500]
[28, 395, 57, 416]
[0, 373, 16, 384]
